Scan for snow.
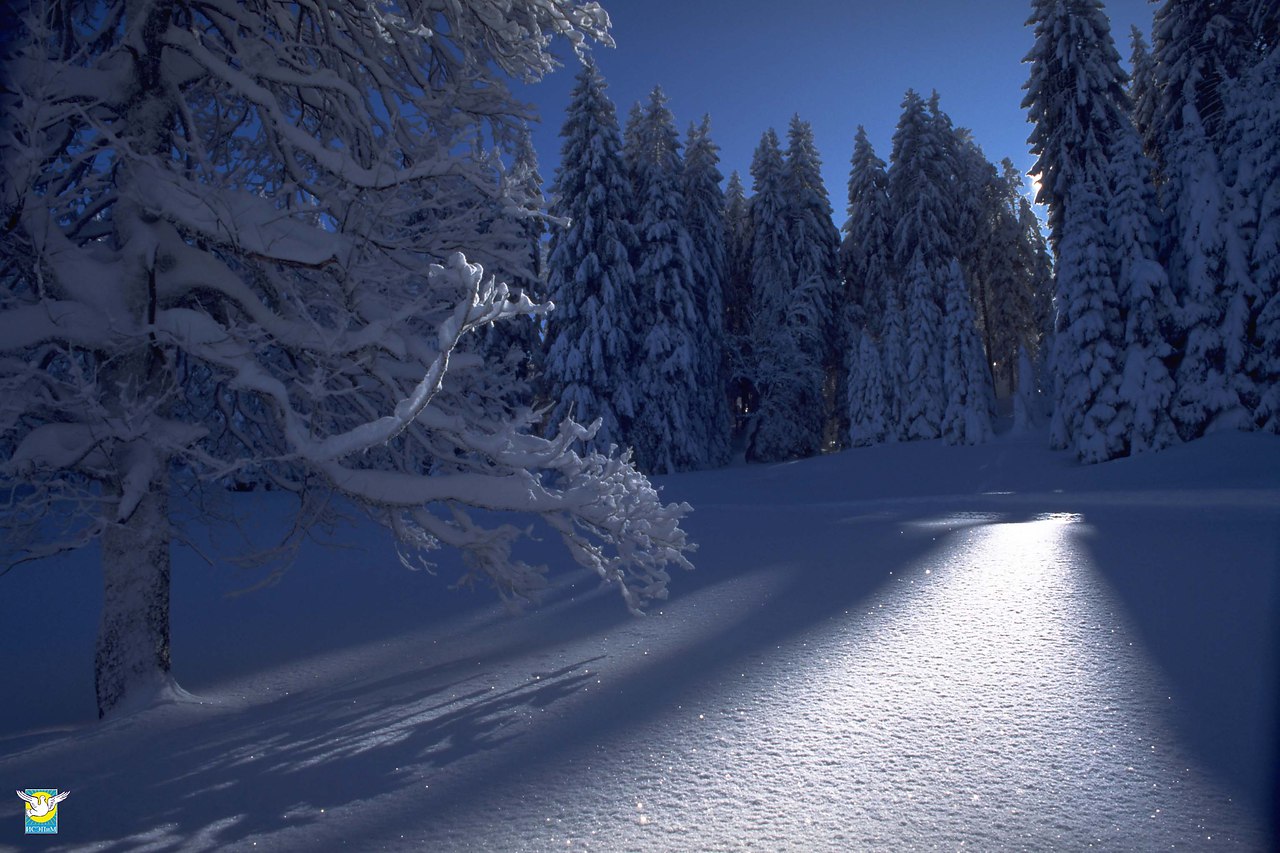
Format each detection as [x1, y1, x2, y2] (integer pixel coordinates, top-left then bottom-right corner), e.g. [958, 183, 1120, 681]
[2, 428, 1277, 850]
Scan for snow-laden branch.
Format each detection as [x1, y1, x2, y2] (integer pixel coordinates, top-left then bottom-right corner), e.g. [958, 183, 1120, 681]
[3, 0, 689, 623]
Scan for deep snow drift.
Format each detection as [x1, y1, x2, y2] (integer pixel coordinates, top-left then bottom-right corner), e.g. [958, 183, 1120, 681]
[2, 429, 1278, 850]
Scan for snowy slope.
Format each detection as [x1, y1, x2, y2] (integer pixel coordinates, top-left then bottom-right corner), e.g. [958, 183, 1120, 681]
[1, 429, 1278, 851]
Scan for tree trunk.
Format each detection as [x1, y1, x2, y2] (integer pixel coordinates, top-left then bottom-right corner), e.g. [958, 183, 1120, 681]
[95, 484, 172, 718]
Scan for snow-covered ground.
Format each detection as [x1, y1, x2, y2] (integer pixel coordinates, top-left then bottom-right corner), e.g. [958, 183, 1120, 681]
[2, 429, 1278, 850]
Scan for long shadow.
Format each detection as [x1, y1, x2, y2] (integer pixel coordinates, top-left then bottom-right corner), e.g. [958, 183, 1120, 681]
[14, 501, 1121, 851]
[0, 501, 964, 851]
[1077, 503, 1280, 836]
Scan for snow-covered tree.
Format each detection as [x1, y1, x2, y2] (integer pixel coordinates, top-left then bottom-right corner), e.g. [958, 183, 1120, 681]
[543, 57, 641, 455]
[1149, 0, 1256, 168]
[722, 170, 755, 431]
[481, 126, 546, 393]
[627, 87, 703, 473]
[682, 116, 734, 467]
[841, 126, 894, 335]
[1163, 112, 1255, 436]
[847, 329, 890, 447]
[0, 0, 692, 719]
[1239, 47, 1280, 431]
[976, 162, 1040, 395]
[783, 116, 841, 447]
[1152, 0, 1259, 439]
[1108, 127, 1179, 454]
[940, 261, 994, 445]
[1012, 345, 1043, 433]
[1129, 26, 1160, 161]
[900, 249, 945, 440]
[889, 91, 955, 441]
[1023, 0, 1132, 252]
[747, 128, 823, 462]
[890, 90, 955, 273]
[1019, 197, 1057, 355]
[1050, 179, 1127, 462]
[878, 281, 909, 441]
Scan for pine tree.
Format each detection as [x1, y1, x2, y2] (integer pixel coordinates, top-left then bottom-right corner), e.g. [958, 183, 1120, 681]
[841, 126, 894, 336]
[879, 281, 908, 440]
[979, 162, 1040, 396]
[543, 59, 640, 455]
[1152, 1, 1275, 438]
[931, 95, 985, 266]
[941, 260, 994, 445]
[1025, 0, 1189, 460]
[890, 90, 955, 272]
[1023, 0, 1133, 252]
[723, 170, 755, 431]
[1164, 111, 1255, 436]
[947, 138, 1005, 392]
[1241, 48, 1280, 431]
[628, 87, 704, 473]
[1129, 26, 1160, 160]
[847, 330, 890, 447]
[889, 91, 953, 440]
[747, 129, 823, 462]
[683, 116, 734, 467]
[1150, 0, 1255, 167]
[1051, 178, 1127, 462]
[1108, 126, 1179, 453]
[1019, 197, 1057, 358]
[622, 100, 646, 202]
[784, 115, 841, 448]
[1012, 345, 1042, 433]
[900, 249, 945, 440]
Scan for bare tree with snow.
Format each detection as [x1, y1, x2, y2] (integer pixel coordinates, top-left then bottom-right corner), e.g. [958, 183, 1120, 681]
[0, 0, 692, 719]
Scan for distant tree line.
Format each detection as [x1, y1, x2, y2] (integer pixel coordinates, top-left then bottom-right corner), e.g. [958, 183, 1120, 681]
[532, 58, 1052, 473]
[526, 0, 1278, 472]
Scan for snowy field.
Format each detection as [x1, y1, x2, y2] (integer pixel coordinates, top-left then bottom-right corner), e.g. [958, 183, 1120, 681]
[2, 429, 1278, 851]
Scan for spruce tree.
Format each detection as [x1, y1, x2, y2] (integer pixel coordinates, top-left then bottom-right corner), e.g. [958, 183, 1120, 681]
[1164, 112, 1255, 436]
[683, 115, 734, 467]
[628, 87, 704, 473]
[1243, 48, 1280, 431]
[980, 163, 1039, 395]
[1019, 197, 1057, 359]
[890, 91, 952, 440]
[1109, 126, 1179, 453]
[1051, 178, 1127, 463]
[1025, 0, 1186, 460]
[1012, 345, 1042, 434]
[747, 129, 823, 462]
[543, 59, 639, 454]
[1129, 26, 1160, 160]
[890, 90, 955, 272]
[941, 260, 995, 445]
[841, 126, 894, 336]
[901, 248, 945, 440]
[847, 331, 890, 447]
[1023, 0, 1132, 252]
[1150, 0, 1255, 166]
[879, 281, 908, 441]
[784, 115, 841, 448]
[723, 171, 755, 431]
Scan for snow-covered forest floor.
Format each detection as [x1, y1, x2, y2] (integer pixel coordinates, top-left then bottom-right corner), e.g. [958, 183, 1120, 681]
[2, 428, 1278, 851]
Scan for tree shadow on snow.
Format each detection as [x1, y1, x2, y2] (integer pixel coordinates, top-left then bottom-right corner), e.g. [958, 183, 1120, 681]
[1074, 504, 1280, 834]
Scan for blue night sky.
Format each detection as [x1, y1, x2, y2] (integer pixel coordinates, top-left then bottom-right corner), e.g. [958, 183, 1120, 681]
[516, 0, 1156, 214]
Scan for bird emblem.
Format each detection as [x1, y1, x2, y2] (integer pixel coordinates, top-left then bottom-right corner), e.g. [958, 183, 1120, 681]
[17, 790, 69, 819]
